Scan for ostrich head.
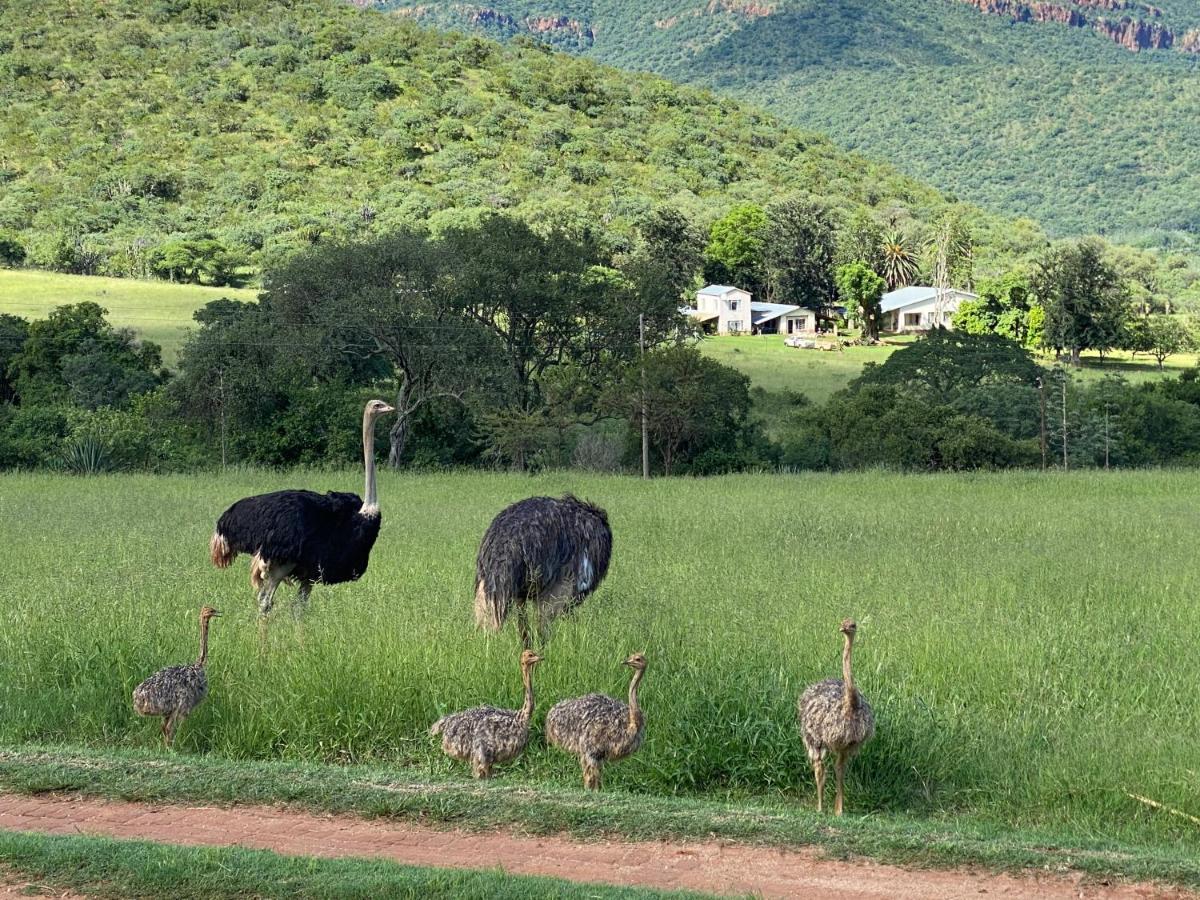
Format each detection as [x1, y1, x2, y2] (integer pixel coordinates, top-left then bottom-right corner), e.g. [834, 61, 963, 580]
[840, 619, 857, 638]
[200, 606, 222, 621]
[520, 649, 544, 668]
[365, 399, 395, 420]
[622, 652, 648, 671]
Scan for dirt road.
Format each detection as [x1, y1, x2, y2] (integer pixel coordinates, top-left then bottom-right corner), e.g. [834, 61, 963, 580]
[0, 792, 1191, 899]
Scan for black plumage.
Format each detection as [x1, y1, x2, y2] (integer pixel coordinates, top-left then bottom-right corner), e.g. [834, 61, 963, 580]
[474, 494, 612, 647]
[214, 489, 379, 585]
[210, 399, 393, 620]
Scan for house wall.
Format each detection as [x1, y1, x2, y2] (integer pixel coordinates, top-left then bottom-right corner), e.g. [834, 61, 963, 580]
[782, 312, 816, 334]
[886, 293, 967, 332]
[713, 290, 751, 334]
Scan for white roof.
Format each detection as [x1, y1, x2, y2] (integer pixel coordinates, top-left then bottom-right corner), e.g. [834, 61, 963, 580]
[880, 286, 977, 313]
[697, 284, 749, 297]
[750, 302, 803, 325]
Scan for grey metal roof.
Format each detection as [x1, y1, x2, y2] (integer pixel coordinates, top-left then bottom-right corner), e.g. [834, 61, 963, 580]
[750, 301, 801, 325]
[880, 286, 977, 313]
[696, 284, 746, 297]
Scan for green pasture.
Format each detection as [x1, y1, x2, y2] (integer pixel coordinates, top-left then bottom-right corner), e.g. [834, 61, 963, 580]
[702, 334, 1194, 402]
[0, 470, 1196, 859]
[0, 269, 257, 365]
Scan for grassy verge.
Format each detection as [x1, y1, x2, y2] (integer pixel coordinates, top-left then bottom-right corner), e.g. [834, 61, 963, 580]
[2, 746, 1197, 891]
[0, 829, 702, 899]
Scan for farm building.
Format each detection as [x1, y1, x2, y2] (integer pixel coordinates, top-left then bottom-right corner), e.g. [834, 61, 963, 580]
[880, 286, 977, 333]
[685, 285, 817, 336]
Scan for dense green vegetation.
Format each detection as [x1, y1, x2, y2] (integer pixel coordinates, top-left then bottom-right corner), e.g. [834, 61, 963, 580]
[0, 0, 1024, 282]
[379, 0, 1200, 244]
[0, 470, 1197, 859]
[0, 830, 702, 899]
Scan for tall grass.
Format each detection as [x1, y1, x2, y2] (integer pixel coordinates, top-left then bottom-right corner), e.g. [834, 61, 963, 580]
[0, 470, 1196, 852]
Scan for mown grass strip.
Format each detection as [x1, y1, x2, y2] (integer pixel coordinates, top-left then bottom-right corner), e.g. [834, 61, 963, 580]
[0, 829, 703, 899]
[1, 746, 1197, 891]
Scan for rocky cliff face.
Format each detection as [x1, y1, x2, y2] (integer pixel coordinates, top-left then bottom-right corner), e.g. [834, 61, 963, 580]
[1094, 14, 1173, 48]
[959, 0, 1192, 51]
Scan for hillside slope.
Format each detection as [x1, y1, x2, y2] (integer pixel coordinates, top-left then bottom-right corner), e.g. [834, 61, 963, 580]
[0, 0, 1026, 279]
[370, 0, 1200, 244]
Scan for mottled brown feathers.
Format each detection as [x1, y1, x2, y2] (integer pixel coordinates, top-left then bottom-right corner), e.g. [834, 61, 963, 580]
[797, 620, 874, 815]
[797, 678, 875, 755]
[545, 653, 646, 790]
[431, 651, 543, 778]
[132, 607, 220, 748]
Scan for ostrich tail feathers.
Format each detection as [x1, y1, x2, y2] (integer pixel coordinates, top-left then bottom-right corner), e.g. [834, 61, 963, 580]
[210, 532, 236, 568]
[474, 580, 505, 632]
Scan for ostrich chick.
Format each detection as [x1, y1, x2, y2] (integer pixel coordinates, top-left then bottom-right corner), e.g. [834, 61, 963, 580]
[431, 650, 544, 778]
[133, 606, 221, 748]
[797, 619, 875, 815]
[545, 652, 647, 790]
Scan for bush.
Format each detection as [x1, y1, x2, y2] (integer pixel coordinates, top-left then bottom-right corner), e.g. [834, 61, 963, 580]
[0, 233, 25, 267]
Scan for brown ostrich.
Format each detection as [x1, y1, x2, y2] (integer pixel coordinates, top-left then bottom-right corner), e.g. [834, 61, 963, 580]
[430, 649, 544, 778]
[797, 619, 875, 815]
[132, 606, 221, 748]
[545, 652, 647, 790]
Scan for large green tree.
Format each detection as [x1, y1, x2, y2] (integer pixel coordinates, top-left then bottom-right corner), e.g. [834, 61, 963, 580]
[762, 198, 838, 311]
[703, 203, 768, 297]
[1034, 239, 1130, 366]
[835, 262, 886, 342]
[263, 231, 498, 466]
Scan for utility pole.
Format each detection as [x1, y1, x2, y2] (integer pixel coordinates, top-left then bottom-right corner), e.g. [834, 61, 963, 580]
[1061, 376, 1068, 470]
[1036, 376, 1047, 471]
[1104, 403, 1112, 470]
[639, 313, 649, 479]
[217, 367, 228, 471]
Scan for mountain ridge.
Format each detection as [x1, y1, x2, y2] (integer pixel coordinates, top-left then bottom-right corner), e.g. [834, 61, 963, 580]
[363, 0, 1200, 243]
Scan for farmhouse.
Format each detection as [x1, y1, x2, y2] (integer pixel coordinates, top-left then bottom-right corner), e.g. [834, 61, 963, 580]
[881, 286, 977, 333]
[685, 285, 817, 336]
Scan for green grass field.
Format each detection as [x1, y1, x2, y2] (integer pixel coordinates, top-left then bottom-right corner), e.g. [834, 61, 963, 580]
[0, 470, 1196, 862]
[703, 334, 1197, 402]
[0, 270, 257, 365]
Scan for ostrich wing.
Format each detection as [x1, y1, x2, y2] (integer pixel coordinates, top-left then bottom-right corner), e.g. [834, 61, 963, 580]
[216, 489, 364, 565]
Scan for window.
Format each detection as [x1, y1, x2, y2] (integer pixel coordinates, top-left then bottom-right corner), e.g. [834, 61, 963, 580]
[904, 312, 922, 327]
[727, 320, 743, 333]
[729, 298, 739, 311]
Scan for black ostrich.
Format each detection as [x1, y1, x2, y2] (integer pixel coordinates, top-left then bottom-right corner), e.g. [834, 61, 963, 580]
[210, 399, 394, 623]
[474, 494, 612, 648]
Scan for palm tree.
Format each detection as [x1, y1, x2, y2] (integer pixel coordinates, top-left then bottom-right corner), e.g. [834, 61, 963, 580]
[881, 229, 920, 290]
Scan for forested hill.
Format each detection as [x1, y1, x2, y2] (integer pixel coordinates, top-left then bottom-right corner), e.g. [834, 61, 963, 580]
[0, 0, 1030, 281]
[365, 0, 1200, 246]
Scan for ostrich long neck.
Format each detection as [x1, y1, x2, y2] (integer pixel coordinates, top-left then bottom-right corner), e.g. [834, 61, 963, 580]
[627, 667, 644, 732]
[841, 634, 856, 716]
[361, 408, 378, 516]
[519, 663, 535, 721]
[196, 617, 211, 667]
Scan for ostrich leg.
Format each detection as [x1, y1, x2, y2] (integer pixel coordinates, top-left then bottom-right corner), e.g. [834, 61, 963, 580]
[813, 756, 826, 813]
[834, 752, 847, 816]
[292, 579, 314, 620]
